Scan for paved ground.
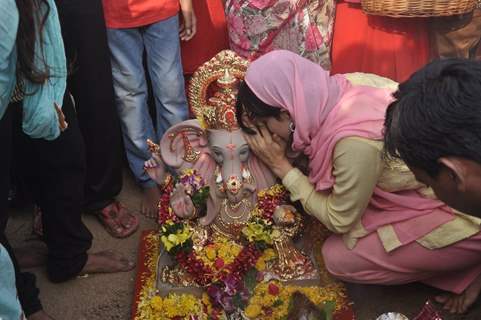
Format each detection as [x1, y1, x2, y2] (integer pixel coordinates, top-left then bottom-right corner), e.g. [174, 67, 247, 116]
[6, 172, 481, 319]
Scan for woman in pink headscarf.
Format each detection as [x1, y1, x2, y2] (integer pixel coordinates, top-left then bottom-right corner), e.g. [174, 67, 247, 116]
[236, 50, 481, 314]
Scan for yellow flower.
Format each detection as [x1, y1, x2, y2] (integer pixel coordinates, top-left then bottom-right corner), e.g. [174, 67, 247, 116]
[202, 293, 211, 306]
[261, 248, 277, 261]
[150, 296, 163, 312]
[160, 235, 174, 251]
[255, 258, 266, 271]
[245, 304, 262, 318]
[205, 246, 216, 260]
[167, 234, 178, 243]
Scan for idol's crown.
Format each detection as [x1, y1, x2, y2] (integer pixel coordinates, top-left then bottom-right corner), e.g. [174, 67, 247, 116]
[188, 50, 248, 131]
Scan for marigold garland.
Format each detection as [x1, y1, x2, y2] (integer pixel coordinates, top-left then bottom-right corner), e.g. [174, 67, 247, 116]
[245, 281, 348, 319]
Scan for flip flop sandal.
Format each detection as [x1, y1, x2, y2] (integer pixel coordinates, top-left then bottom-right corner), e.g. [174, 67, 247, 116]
[115, 202, 139, 234]
[97, 202, 139, 238]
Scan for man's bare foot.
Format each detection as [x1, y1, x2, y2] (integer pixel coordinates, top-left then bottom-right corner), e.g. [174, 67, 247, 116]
[435, 273, 481, 314]
[80, 250, 135, 275]
[14, 244, 47, 269]
[141, 186, 161, 219]
[28, 310, 55, 320]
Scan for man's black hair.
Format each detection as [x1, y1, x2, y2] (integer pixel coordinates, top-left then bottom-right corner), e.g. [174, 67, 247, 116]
[384, 58, 481, 177]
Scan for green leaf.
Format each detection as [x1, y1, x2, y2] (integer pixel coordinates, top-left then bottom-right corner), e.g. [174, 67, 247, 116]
[192, 186, 210, 207]
[254, 241, 269, 251]
[232, 293, 245, 309]
[244, 268, 258, 293]
[320, 301, 335, 320]
[272, 300, 283, 307]
[287, 295, 295, 314]
[170, 238, 193, 256]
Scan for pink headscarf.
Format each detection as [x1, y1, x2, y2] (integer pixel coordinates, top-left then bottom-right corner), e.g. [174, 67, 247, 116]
[245, 50, 393, 190]
[245, 50, 454, 248]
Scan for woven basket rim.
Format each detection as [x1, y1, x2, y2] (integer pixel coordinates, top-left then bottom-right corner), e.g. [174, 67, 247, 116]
[361, 0, 478, 17]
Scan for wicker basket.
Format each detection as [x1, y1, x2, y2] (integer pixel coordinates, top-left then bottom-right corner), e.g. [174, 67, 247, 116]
[361, 0, 478, 17]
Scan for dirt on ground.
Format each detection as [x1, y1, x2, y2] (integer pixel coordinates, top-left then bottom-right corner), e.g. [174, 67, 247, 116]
[6, 173, 480, 320]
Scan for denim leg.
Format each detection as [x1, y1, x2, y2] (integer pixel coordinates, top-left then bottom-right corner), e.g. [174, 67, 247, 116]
[143, 15, 188, 141]
[107, 27, 156, 188]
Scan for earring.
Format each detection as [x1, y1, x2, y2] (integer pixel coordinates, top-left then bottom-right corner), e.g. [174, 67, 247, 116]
[288, 121, 295, 133]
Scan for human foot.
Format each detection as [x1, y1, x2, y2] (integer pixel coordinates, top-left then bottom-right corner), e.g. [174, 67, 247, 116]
[435, 273, 481, 314]
[80, 250, 135, 275]
[97, 201, 139, 238]
[28, 310, 55, 320]
[141, 186, 161, 219]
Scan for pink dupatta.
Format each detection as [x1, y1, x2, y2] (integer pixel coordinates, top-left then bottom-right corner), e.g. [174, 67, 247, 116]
[245, 50, 454, 249]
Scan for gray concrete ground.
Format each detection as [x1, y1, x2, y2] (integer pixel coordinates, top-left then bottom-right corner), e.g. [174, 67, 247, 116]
[5, 172, 481, 319]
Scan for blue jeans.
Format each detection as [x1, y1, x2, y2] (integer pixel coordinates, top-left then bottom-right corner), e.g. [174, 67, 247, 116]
[107, 15, 188, 188]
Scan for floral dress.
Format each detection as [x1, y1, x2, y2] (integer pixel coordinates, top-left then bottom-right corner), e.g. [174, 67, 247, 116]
[225, 0, 336, 69]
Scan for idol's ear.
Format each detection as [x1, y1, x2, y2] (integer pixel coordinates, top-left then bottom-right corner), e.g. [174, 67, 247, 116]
[159, 119, 214, 175]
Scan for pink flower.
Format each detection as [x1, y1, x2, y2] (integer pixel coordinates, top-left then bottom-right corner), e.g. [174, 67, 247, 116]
[305, 24, 323, 52]
[248, 0, 275, 10]
[214, 258, 225, 269]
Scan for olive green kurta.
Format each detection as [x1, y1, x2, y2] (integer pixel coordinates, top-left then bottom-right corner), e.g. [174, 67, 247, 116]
[282, 137, 481, 251]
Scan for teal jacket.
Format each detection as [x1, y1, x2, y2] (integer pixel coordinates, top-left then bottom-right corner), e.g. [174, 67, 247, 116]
[0, 0, 18, 121]
[0, 244, 23, 320]
[0, 0, 67, 140]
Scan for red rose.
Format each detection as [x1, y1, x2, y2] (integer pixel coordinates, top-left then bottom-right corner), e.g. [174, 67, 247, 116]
[268, 283, 280, 295]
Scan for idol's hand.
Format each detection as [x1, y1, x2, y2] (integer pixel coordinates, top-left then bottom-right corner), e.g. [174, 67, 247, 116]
[243, 125, 293, 179]
[179, 0, 197, 41]
[170, 184, 196, 219]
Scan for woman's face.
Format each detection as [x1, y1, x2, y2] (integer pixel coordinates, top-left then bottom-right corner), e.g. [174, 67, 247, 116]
[256, 111, 291, 142]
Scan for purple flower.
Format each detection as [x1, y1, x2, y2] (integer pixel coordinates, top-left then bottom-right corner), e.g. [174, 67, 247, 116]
[207, 284, 223, 306]
[223, 275, 241, 296]
[220, 296, 235, 313]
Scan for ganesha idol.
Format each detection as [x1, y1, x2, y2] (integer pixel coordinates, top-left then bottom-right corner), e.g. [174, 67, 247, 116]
[142, 51, 334, 317]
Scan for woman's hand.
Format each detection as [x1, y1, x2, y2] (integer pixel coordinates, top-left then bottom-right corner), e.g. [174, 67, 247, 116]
[179, 0, 197, 41]
[54, 102, 68, 132]
[243, 125, 293, 179]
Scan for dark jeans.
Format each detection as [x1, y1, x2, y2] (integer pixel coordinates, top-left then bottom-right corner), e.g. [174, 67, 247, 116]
[55, 0, 123, 212]
[0, 93, 93, 308]
[0, 106, 42, 317]
[12, 94, 93, 283]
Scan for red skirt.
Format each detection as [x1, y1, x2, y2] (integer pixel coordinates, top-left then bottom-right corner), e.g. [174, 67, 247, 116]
[181, 0, 229, 74]
[330, 1, 430, 82]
